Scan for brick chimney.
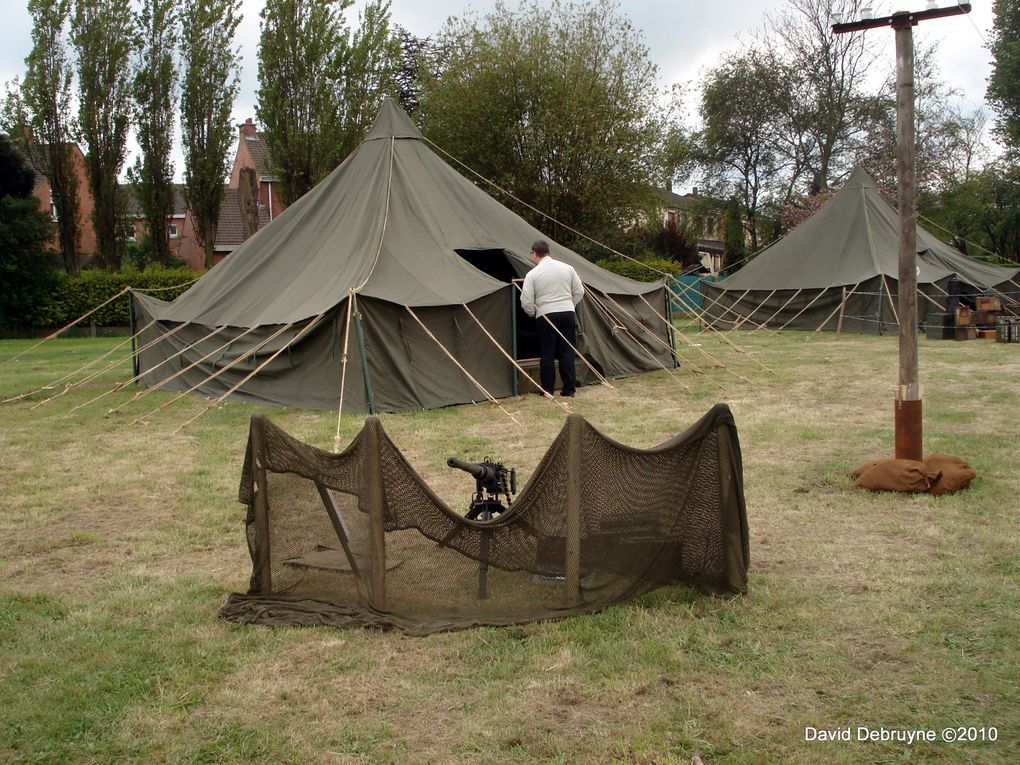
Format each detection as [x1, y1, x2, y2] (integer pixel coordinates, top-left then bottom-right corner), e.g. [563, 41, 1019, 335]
[239, 118, 257, 139]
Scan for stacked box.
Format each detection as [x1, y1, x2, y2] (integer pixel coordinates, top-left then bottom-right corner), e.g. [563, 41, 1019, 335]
[924, 312, 953, 340]
[997, 316, 1020, 343]
[976, 296, 1003, 312]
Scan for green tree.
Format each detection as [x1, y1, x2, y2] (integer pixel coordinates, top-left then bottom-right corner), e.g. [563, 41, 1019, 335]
[128, 0, 178, 266]
[759, 0, 882, 194]
[71, 0, 135, 269]
[856, 43, 988, 194]
[698, 50, 788, 249]
[988, 0, 1020, 156]
[419, 0, 670, 250]
[395, 28, 447, 120]
[0, 135, 59, 329]
[332, 1, 402, 160]
[180, 0, 241, 269]
[721, 198, 747, 275]
[15, 0, 81, 273]
[922, 165, 1020, 264]
[256, 0, 346, 205]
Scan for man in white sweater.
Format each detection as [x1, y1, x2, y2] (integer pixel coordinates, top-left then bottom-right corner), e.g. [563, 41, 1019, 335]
[519, 240, 585, 397]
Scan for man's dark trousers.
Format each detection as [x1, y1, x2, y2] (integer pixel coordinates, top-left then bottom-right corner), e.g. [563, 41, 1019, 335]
[536, 311, 577, 395]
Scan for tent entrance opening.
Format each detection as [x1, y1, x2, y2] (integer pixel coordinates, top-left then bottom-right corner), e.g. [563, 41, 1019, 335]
[455, 249, 538, 359]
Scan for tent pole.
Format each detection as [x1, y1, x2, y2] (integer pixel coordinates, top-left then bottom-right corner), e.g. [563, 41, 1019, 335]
[509, 284, 519, 396]
[335, 294, 356, 452]
[129, 292, 138, 379]
[564, 414, 582, 608]
[665, 286, 679, 368]
[837, 288, 848, 335]
[354, 303, 377, 415]
[250, 416, 272, 595]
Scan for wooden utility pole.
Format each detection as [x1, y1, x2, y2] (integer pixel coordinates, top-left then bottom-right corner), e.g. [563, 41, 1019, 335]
[833, 3, 971, 461]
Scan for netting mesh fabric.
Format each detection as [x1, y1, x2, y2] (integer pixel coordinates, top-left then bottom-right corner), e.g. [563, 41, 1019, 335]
[221, 404, 749, 634]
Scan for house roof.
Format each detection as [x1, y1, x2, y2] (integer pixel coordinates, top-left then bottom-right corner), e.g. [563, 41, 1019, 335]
[214, 187, 271, 252]
[122, 184, 189, 217]
[244, 134, 279, 182]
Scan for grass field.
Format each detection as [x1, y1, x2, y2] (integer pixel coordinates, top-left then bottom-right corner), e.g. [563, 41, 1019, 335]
[0, 326, 1017, 764]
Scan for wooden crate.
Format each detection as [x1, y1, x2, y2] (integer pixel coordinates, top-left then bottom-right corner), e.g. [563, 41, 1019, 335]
[972, 309, 998, 327]
[977, 329, 997, 339]
[955, 326, 977, 341]
[976, 296, 1003, 312]
[955, 306, 972, 326]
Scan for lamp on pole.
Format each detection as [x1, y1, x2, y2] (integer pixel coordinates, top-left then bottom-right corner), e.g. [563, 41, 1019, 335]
[832, 3, 971, 461]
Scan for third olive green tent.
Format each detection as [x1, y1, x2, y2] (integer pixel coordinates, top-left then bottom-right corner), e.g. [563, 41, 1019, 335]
[131, 99, 676, 412]
[702, 167, 1020, 333]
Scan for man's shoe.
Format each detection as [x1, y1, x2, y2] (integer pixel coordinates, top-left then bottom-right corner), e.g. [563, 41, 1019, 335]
[560, 391, 575, 398]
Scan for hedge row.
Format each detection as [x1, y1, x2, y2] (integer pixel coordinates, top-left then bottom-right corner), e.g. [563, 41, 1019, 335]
[593, 255, 679, 282]
[32, 268, 202, 328]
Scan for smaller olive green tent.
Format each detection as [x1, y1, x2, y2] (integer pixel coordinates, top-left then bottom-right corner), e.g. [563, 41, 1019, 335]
[702, 167, 1020, 334]
[132, 99, 675, 411]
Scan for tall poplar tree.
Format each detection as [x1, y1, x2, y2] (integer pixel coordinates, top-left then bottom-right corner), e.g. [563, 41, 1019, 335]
[333, 1, 402, 160]
[20, 0, 81, 273]
[256, 0, 346, 205]
[72, 0, 135, 269]
[987, 0, 1020, 157]
[129, 0, 178, 266]
[180, 0, 241, 268]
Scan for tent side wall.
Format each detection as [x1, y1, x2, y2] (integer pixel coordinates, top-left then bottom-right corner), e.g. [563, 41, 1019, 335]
[133, 294, 349, 410]
[356, 291, 514, 412]
[702, 277, 948, 335]
[580, 287, 675, 376]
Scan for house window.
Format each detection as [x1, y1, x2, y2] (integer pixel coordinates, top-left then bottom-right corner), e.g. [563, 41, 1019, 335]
[667, 210, 676, 226]
[168, 223, 179, 239]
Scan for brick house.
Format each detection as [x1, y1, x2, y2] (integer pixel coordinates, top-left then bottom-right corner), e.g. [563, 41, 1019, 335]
[169, 118, 285, 269]
[657, 188, 745, 275]
[27, 142, 97, 269]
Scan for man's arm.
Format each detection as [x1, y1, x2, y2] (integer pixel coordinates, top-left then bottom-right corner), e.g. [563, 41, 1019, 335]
[520, 273, 537, 317]
[570, 267, 585, 306]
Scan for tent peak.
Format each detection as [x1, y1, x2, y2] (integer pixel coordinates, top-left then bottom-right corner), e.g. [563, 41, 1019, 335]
[845, 165, 878, 190]
[364, 97, 423, 141]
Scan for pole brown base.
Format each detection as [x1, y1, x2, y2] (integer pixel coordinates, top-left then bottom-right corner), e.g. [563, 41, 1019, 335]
[894, 398, 923, 461]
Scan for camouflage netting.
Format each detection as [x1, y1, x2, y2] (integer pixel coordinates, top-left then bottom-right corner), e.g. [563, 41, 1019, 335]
[220, 404, 750, 634]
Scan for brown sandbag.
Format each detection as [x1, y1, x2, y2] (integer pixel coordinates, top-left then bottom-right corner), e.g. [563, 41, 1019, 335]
[854, 459, 942, 493]
[924, 453, 977, 495]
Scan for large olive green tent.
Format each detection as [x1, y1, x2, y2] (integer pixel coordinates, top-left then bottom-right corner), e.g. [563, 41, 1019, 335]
[131, 99, 675, 412]
[702, 167, 1020, 333]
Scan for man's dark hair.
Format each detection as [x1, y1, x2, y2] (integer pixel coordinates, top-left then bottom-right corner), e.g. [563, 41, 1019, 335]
[531, 240, 550, 256]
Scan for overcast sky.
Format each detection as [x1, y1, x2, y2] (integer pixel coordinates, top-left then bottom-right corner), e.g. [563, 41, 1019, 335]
[0, 0, 997, 187]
